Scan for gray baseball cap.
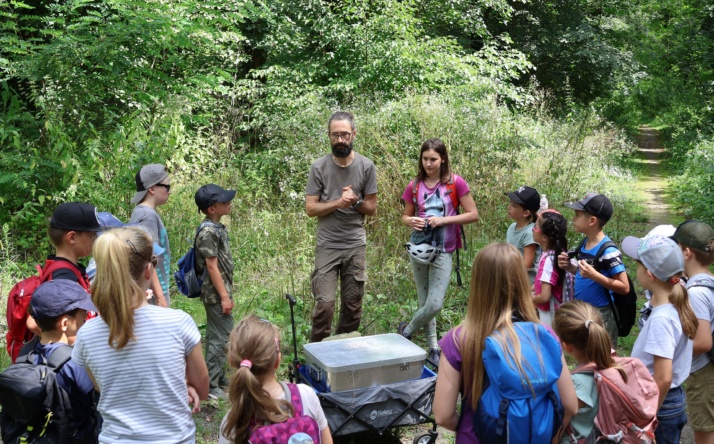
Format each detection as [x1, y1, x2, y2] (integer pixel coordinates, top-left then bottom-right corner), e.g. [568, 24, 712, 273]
[622, 235, 684, 282]
[131, 164, 169, 204]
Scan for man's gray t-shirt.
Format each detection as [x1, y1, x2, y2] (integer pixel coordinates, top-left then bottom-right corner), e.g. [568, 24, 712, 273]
[632, 303, 693, 388]
[306, 152, 377, 249]
[130, 205, 171, 303]
[687, 273, 714, 373]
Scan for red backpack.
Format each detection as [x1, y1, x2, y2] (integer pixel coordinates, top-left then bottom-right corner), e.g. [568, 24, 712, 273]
[567, 356, 659, 444]
[5, 260, 89, 363]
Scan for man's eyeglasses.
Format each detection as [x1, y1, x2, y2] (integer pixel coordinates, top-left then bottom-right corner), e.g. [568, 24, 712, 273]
[154, 183, 171, 191]
[328, 132, 353, 140]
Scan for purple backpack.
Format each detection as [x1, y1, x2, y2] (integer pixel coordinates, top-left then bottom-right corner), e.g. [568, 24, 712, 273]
[249, 382, 321, 444]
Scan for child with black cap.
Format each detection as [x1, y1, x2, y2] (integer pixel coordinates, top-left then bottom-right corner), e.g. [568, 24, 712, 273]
[194, 183, 236, 400]
[557, 193, 630, 347]
[129, 164, 171, 307]
[28, 280, 100, 443]
[505, 186, 542, 282]
[673, 220, 714, 442]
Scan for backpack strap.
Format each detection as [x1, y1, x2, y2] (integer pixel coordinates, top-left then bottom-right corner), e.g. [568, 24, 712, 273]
[40, 260, 89, 290]
[46, 344, 74, 371]
[280, 381, 304, 417]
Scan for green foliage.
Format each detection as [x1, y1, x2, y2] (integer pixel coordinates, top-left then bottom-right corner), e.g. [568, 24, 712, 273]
[672, 140, 714, 223]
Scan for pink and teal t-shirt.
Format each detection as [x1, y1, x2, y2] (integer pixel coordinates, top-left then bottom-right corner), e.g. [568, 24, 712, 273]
[401, 174, 470, 254]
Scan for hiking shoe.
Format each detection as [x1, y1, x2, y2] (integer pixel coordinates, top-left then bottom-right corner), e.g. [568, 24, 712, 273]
[397, 322, 411, 339]
[209, 387, 228, 400]
[428, 348, 441, 367]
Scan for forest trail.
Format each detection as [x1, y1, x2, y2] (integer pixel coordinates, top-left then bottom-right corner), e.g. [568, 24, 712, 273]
[634, 126, 675, 225]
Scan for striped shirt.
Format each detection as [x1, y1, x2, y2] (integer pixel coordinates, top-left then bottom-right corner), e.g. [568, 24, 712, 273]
[73, 305, 201, 443]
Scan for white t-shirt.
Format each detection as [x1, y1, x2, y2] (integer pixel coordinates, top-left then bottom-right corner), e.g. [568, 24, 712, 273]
[687, 273, 714, 373]
[631, 303, 693, 388]
[73, 305, 201, 443]
[218, 383, 328, 444]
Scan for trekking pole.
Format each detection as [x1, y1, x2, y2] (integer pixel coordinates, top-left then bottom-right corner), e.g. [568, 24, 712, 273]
[285, 294, 300, 383]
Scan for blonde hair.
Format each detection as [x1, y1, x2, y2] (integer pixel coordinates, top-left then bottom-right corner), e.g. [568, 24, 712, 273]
[667, 279, 698, 340]
[222, 315, 292, 443]
[91, 227, 152, 349]
[457, 243, 542, 410]
[553, 300, 625, 379]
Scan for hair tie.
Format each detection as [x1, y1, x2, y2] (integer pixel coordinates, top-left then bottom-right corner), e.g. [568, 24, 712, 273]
[584, 320, 592, 330]
[240, 359, 252, 369]
[669, 276, 681, 285]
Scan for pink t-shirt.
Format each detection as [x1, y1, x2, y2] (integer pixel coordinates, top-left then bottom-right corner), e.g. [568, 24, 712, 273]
[401, 174, 470, 253]
[534, 250, 563, 311]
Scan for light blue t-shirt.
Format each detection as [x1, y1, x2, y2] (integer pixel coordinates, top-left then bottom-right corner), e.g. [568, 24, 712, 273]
[506, 221, 540, 282]
[632, 303, 693, 388]
[687, 273, 714, 373]
[560, 372, 598, 444]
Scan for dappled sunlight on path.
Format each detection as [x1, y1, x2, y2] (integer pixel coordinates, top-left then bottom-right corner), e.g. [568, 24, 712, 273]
[635, 126, 674, 225]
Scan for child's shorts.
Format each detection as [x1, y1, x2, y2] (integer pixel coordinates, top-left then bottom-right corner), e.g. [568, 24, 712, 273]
[685, 360, 714, 432]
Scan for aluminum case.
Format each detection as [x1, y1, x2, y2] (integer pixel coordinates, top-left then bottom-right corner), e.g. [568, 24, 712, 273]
[303, 333, 426, 392]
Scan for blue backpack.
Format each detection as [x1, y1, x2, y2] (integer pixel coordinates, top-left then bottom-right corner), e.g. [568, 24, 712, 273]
[174, 222, 212, 298]
[474, 321, 564, 444]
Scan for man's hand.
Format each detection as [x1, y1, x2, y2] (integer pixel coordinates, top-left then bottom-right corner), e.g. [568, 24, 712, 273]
[341, 185, 359, 207]
[220, 296, 234, 315]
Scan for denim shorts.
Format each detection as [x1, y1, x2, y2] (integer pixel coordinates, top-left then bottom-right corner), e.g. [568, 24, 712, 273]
[655, 386, 688, 444]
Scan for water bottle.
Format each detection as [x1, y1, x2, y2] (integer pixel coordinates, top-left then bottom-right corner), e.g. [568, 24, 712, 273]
[539, 194, 548, 213]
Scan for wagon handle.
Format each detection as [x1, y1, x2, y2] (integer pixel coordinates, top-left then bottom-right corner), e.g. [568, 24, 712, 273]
[285, 294, 300, 383]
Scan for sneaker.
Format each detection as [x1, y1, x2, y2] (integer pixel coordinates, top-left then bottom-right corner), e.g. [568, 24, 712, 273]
[428, 348, 441, 367]
[397, 322, 411, 340]
[208, 387, 228, 400]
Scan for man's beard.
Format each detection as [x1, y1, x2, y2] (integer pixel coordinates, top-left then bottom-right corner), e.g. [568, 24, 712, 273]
[331, 141, 353, 158]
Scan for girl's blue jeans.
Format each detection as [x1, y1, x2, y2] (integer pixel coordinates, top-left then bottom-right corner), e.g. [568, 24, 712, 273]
[655, 386, 688, 444]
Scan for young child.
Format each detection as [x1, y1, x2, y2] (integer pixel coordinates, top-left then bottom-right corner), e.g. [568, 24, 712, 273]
[532, 209, 568, 326]
[194, 183, 236, 400]
[553, 300, 619, 443]
[622, 234, 698, 444]
[28, 280, 99, 443]
[72, 227, 208, 442]
[129, 164, 171, 307]
[433, 243, 577, 443]
[46, 202, 103, 288]
[673, 220, 714, 443]
[218, 316, 333, 444]
[557, 193, 629, 347]
[23, 202, 103, 344]
[506, 186, 541, 282]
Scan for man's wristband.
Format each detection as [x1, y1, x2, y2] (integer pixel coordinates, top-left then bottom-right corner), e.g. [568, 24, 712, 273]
[353, 198, 363, 209]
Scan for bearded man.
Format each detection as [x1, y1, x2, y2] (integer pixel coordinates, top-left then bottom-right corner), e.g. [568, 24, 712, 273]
[305, 111, 378, 342]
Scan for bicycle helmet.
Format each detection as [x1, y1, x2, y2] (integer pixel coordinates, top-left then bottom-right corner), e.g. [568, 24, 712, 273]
[405, 242, 440, 265]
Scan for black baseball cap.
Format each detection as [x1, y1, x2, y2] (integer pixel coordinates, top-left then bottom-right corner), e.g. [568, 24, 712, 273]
[506, 186, 541, 213]
[672, 220, 714, 252]
[50, 202, 103, 232]
[195, 184, 236, 210]
[564, 193, 614, 222]
[30, 280, 97, 320]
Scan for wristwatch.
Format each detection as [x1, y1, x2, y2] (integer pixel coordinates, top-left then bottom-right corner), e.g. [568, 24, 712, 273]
[353, 198, 363, 209]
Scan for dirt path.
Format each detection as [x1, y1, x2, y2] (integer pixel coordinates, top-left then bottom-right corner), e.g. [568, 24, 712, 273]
[634, 126, 675, 225]
[636, 126, 694, 444]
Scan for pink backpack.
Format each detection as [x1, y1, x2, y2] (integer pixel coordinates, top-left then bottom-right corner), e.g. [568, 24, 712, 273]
[249, 382, 321, 444]
[567, 356, 658, 444]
